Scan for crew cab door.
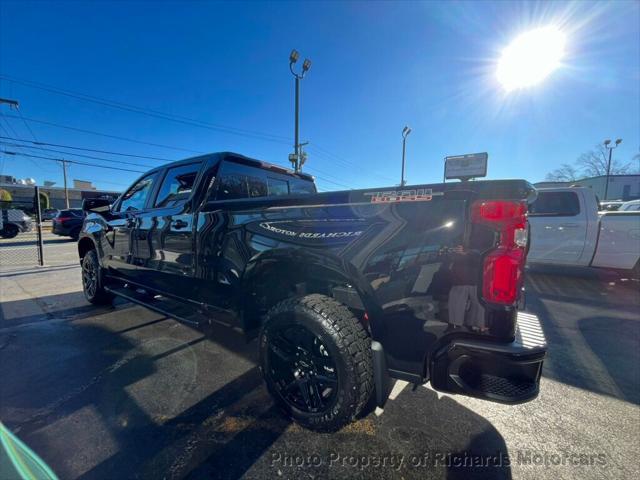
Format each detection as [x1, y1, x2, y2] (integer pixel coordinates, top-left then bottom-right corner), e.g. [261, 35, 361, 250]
[134, 161, 203, 298]
[527, 190, 588, 265]
[105, 172, 160, 278]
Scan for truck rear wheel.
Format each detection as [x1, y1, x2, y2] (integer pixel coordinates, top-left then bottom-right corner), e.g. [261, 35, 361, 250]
[259, 294, 373, 431]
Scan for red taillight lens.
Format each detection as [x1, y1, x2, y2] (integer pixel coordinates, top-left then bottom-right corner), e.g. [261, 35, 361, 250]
[55, 217, 72, 224]
[472, 200, 527, 305]
[472, 200, 526, 224]
[482, 248, 524, 304]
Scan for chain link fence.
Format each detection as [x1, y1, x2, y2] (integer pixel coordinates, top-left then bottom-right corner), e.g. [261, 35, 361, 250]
[1, 186, 41, 270]
[0, 186, 79, 271]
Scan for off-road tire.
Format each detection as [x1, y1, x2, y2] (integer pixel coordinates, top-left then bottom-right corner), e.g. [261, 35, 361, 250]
[81, 249, 113, 305]
[259, 294, 373, 431]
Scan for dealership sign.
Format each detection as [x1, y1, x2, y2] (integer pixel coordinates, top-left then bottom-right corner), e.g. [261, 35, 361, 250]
[444, 152, 488, 180]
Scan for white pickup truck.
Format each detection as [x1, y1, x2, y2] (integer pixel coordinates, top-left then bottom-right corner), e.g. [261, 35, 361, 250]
[527, 187, 640, 274]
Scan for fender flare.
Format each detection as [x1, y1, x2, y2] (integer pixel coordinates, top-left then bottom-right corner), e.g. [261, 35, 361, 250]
[239, 248, 383, 333]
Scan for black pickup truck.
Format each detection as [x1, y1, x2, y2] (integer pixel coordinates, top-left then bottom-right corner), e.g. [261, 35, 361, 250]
[79, 152, 547, 431]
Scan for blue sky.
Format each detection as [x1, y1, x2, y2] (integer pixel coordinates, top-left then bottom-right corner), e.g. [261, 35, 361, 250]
[0, 0, 638, 192]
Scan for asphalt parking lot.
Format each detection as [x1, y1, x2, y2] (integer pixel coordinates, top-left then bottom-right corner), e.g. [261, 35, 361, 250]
[1, 240, 638, 480]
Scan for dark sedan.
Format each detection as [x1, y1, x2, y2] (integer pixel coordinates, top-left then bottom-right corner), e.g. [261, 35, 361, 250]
[52, 209, 85, 240]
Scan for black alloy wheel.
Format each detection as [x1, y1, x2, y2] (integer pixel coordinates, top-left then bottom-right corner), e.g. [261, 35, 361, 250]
[259, 294, 373, 431]
[267, 324, 339, 413]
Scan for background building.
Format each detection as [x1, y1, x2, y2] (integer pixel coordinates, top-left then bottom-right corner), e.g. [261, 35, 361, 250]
[0, 177, 120, 210]
[534, 174, 640, 201]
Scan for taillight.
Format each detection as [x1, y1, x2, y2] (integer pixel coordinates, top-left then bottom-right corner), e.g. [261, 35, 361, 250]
[472, 200, 528, 305]
[55, 216, 72, 224]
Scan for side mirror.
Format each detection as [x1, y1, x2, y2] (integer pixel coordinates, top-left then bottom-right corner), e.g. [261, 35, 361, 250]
[83, 198, 111, 214]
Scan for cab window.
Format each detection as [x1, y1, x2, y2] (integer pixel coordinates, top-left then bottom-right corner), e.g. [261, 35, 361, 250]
[154, 163, 201, 208]
[529, 191, 580, 216]
[267, 177, 289, 196]
[216, 161, 268, 200]
[117, 173, 159, 212]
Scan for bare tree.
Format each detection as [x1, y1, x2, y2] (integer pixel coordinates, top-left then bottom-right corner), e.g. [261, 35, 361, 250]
[577, 144, 634, 177]
[545, 163, 580, 182]
[544, 144, 639, 182]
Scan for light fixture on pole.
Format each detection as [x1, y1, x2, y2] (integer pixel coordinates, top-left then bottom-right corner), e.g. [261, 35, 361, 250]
[603, 138, 622, 200]
[401, 126, 412, 187]
[289, 49, 311, 173]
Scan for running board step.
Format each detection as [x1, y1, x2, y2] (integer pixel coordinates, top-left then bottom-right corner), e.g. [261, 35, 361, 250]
[105, 285, 213, 327]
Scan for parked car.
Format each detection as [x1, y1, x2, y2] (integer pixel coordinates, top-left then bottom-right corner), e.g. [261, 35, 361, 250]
[0, 209, 33, 239]
[42, 208, 60, 220]
[599, 200, 624, 211]
[52, 209, 85, 240]
[528, 187, 640, 273]
[77, 152, 547, 431]
[619, 199, 640, 212]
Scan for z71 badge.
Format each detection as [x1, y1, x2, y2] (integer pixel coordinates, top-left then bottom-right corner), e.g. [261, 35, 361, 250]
[363, 188, 439, 203]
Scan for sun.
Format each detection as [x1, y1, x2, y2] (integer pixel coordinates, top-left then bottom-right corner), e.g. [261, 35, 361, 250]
[497, 26, 566, 92]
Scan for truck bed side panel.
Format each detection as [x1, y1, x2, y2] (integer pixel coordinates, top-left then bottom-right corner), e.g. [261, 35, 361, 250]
[591, 212, 640, 269]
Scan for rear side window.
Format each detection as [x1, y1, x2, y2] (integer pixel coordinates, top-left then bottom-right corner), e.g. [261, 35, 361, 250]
[216, 161, 268, 200]
[154, 163, 201, 208]
[530, 192, 580, 216]
[290, 179, 316, 194]
[214, 160, 316, 200]
[267, 177, 289, 196]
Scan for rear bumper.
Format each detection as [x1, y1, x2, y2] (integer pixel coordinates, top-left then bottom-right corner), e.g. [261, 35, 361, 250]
[52, 224, 73, 235]
[429, 311, 546, 404]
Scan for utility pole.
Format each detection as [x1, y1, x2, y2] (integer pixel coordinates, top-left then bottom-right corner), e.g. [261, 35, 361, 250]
[289, 49, 312, 173]
[60, 159, 70, 208]
[400, 126, 412, 187]
[603, 138, 622, 200]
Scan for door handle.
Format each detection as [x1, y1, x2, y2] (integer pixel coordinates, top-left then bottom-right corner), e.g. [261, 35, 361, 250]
[560, 223, 580, 228]
[172, 219, 188, 229]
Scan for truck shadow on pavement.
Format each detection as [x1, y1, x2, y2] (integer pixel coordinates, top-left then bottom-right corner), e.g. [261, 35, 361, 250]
[1, 293, 511, 480]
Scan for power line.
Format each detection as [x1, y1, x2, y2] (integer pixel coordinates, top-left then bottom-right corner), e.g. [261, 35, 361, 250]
[0, 74, 379, 179]
[2, 150, 146, 173]
[16, 107, 39, 142]
[307, 144, 396, 183]
[0, 135, 175, 161]
[0, 74, 291, 145]
[1, 114, 204, 154]
[304, 167, 352, 189]
[0, 141, 160, 168]
[0, 113, 48, 172]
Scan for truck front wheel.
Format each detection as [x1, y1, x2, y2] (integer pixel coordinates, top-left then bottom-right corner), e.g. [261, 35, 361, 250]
[259, 294, 373, 431]
[81, 249, 113, 305]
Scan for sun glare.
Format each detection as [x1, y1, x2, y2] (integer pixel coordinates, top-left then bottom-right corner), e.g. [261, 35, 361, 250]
[497, 26, 566, 92]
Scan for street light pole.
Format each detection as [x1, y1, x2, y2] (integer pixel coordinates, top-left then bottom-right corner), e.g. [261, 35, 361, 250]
[603, 138, 622, 200]
[400, 126, 411, 187]
[289, 49, 311, 173]
[294, 75, 299, 167]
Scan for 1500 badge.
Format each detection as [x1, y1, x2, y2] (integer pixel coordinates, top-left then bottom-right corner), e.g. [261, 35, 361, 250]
[363, 188, 440, 203]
